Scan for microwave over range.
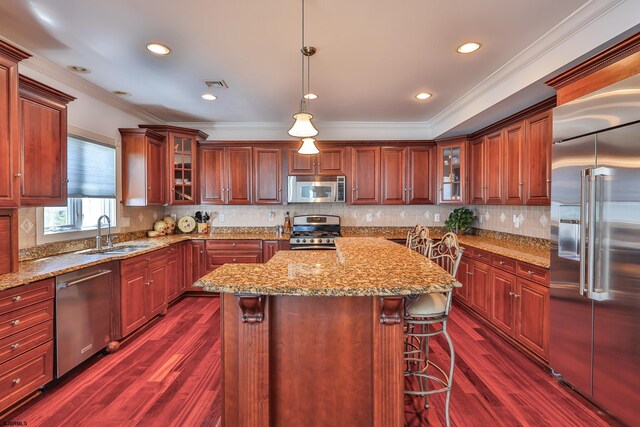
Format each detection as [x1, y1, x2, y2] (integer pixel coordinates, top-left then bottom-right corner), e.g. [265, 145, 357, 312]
[287, 176, 346, 203]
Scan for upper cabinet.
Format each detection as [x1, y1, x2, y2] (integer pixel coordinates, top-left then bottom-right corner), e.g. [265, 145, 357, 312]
[470, 131, 503, 205]
[503, 121, 525, 205]
[138, 125, 208, 205]
[0, 41, 30, 209]
[18, 76, 75, 206]
[524, 111, 552, 205]
[120, 128, 166, 206]
[350, 146, 380, 205]
[381, 145, 435, 205]
[436, 139, 466, 204]
[253, 147, 282, 205]
[469, 137, 485, 205]
[200, 146, 253, 205]
[288, 146, 346, 176]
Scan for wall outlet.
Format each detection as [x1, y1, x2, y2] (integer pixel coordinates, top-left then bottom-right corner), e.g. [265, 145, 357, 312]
[219, 213, 225, 223]
[120, 217, 130, 228]
[513, 214, 520, 228]
[366, 213, 373, 222]
[434, 213, 440, 222]
[268, 212, 275, 222]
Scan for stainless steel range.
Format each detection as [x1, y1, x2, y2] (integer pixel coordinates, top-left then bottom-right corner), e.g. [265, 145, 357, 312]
[289, 215, 341, 250]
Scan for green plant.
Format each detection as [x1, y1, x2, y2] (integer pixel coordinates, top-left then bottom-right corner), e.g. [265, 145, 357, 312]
[444, 207, 475, 233]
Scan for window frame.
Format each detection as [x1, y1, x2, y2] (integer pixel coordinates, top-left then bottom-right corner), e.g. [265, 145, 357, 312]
[36, 127, 123, 245]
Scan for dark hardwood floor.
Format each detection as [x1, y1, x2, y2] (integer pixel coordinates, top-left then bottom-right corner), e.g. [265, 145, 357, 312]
[3, 297, 616, 426]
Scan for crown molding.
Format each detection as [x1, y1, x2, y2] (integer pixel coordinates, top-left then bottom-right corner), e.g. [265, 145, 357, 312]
[428, 0, 639, 137]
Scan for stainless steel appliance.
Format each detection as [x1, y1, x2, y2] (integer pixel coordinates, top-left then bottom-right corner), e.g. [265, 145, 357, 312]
[56, 263, 115, 378]
[287, 176, 346, 203]
[550, 73, 640, 425]
[290, 215, 341, 250]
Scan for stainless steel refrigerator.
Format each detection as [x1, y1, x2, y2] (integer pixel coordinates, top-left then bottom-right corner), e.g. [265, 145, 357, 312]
[550, 73, 640, 426]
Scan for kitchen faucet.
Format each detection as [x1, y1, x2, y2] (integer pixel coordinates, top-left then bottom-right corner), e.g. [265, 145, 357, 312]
[96, 215, 113, 250]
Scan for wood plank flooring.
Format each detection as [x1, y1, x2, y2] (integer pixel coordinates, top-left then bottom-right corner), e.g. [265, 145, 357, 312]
[2, 297, 617, 426]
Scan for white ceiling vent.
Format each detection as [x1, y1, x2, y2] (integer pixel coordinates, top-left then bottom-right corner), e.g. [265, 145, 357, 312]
[204, 80, 228, 89]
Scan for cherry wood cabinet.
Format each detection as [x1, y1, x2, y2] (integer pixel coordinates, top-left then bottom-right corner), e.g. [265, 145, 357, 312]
[166, 244, 185, 303]
[380, 145, 435, 205]
[503, 121, 526, 205]
[138, 125, 208, 205]
[380, 147, 406, 205]
[485, 131, 504, 204]
[18, 76, 75, 206]
[0, 41, 30, 209]
[288, 146, 346, 176]
[469, 259, 491, 317]
[0, 210, 18, 274]
[188, 240, 206, 291]
[469, 137, 485, 204]
[262, 240, 290, 263]
[515, 277, 549, 359]
[200, 146, 252, 205]
[436, 139, 466, 204]
[120, 267, 148, 336]
[350, 146, 380, 204]
[490, 268, 517, 335]
[454, 255, 471, 305]
[253, 147, 282, 204]
[407, 146, 435, 204]
[524, 110, 552, 205]
[120, 128, 166, 206]
[205, 240, 262, 271]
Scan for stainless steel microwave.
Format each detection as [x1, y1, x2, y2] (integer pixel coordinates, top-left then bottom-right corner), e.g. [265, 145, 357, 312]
[287, 176, 346, 203]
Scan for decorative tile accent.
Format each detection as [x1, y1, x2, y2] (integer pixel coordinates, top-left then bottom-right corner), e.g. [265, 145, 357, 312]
[21, 218, 34, 234]
[138, 212, 145, 222]
[375, 210, 383, 219]
[351, 210, 360, 219]
[423, 211, 431, 219]
[519, 213, 525, 224]
[484, 212, 490, 221]
[500, 212, 506, 223]
[399, 210, 407, 219]
[539, 214, 548, 226]
[153, 211, 158, 221]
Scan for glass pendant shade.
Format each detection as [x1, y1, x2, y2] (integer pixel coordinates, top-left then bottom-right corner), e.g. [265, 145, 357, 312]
[288, 112, 319, 138]
[298, 138, 320, 155]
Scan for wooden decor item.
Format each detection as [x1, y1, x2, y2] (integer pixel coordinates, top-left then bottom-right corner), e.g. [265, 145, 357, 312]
[237, 295, 266, 323]
[378, 296, 404, 324]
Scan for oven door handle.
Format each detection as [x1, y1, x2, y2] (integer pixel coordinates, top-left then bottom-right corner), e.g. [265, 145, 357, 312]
[290, 245, 336, 250]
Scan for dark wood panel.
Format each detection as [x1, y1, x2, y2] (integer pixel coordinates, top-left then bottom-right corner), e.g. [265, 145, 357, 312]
[380, 146, 406, 205]
[503, 121, 525, 205]
[489, 268, 516, 336]
[407, 146, 434, 205]
[253, 147, 282, 205]
[226, 147, 252, 205]
[146, 137, 165, 206]
[470, 136, 485, 204]
[516, 277, 550, 359]
[199, 146, 225, 204]
[454, 256, 471, 304]
[262, 241, 280, 263]
[485, 131, 503, 205]
[470, 260, 491, 317]
[524, 110, 552, 205]
[287, 148, 315, 175]
[146, 260, 166, 317]
[0, 211, 18, 274]
[120, 268, 148, 337]
[350, 146, 380, 204]
[317, 146, 346, 175]
[189, 241, 206, 286]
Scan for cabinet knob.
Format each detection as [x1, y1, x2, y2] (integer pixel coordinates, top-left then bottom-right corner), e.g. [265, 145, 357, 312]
[171, 188, 175, 192]
[514, 293, 520, 298]
[145, 281, 150, 286]
[509, 291, 514, 296]
[232, 243, 236, 246]
[11, 319, 20, 326]
[527, 270, 534, 275]
[232, 258, 237, 262]
[12, 378, 21, 385]
[200, 251, 204, 254]
[149, 279, 154, 284]
[467, 272, 473, 276]
[11, 343, 19, 350]
[546, 179, 552, 183]
[13, 296, 21, 302]
[519, 182, 524, 186]
[14, 172, 22, 177]
[499, 261, 505, 265]
[148, 187, 152, 190]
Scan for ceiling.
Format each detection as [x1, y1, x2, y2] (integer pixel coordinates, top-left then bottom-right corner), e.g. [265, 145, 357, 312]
[0, 0, 595, 129]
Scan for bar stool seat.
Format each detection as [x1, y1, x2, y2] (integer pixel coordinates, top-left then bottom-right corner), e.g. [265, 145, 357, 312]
[406, 293, 447, 317]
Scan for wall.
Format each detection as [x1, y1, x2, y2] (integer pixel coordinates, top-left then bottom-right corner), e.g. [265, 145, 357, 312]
[165, 204, 550, 239]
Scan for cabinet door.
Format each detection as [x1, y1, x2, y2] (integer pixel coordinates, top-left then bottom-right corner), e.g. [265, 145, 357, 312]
[146, 138, 165, 205]
[288, 148, 315, 175]
[470, 137, 486, 204]
[470, 261, 491, 317]
[454, 255, 471, 305]
[178, 242, 188, 293]
[437, 141, 466, 204]
[350, 146, 380, 204]
[226, 147, 252, 205]
[503, 121, 525, 205]
[380, 147, 407, 205]
[490, 269, 516, 335]
[0, 54, 20, 208]
[190, 241, 206, 288]
[253, 147, 282, 204]
[166, 253, 180, 303]
[121, 268, 148, 336]
[516, 277, 549, 359]
[169, 133, 196, 205]
[485, 131, 504, 204]
[524, 110, 552, 205]
[200, 146, 225, 204]
[317, 147, 346, 175]
[407, 146, 434, 205]
[263, 241, 280, 263]
[19, 93, 67, 206]
[147, 262, 167, 317]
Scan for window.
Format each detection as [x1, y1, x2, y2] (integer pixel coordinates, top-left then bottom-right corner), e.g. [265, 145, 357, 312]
[43, 135, 117, 235]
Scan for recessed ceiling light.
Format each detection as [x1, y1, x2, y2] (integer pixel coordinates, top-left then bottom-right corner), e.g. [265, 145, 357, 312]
[202, 93, 217, 101]
[304, 93, 318, 100]
[415, 92, 432, 100]
[457, 42, 481, 54]
[67, 65, 90, 73]
[112, 90, 131, 96]
[146, 43, 171, 55]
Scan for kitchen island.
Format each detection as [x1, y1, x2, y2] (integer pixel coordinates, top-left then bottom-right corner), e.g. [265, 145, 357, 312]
[195, 237, 457, 427]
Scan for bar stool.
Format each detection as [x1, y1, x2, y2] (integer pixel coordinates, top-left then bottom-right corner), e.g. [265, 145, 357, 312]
[404, 232, 464, 427]
[406, 225, 430, 255]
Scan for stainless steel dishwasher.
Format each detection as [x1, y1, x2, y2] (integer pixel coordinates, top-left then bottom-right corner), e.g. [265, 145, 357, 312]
[56, 262, 115, 378]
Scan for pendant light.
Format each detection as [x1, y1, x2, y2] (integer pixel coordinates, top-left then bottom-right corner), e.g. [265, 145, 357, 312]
[289, 0, 320, 154]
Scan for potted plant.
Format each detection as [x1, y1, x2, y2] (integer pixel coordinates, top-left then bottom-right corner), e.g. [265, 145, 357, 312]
[444, 207, 475, 234]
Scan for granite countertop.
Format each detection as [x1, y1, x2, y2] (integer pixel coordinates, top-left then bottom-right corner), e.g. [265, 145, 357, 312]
[453, 235, 549, 268]
[194, 237, 458, 297]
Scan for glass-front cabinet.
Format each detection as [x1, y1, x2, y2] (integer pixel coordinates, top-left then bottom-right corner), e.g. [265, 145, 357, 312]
[437, 139, 467, 204]
[172, 134, 194, 203]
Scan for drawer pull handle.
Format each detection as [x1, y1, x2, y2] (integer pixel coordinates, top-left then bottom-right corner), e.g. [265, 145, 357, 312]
[509, 292, 514, 296]
[467, 272, 473, 276]
[232, 243, 236, 246]
[232, 258, 237, 262]
[13, 378, 21, 385]
[13, 296, 22, 302]
[499, 261, 505, 265]
[11, 343, 19, 350]
[514, 293, 520, 298]
[11, 320, 20, 326]
[527, 270, 534, 275]
[148, 280, 153, 284]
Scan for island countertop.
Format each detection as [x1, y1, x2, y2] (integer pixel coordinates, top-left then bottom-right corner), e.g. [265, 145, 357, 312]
[195, 237, 458, 296]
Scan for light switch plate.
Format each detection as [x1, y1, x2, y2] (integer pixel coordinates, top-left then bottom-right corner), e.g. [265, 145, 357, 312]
[434, 213, 440, 222]
[120, 217, 130, 227]
[219, 213, 225, 222]
[366, 213, 373, 222]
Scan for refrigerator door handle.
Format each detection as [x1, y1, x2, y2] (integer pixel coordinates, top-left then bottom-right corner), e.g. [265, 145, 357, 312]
[589, 167, 613, 301]
[579, 168, 590, 297]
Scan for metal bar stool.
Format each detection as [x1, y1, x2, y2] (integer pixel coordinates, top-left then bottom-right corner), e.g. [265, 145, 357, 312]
[406, 225, 430, 255]
[404, 232, 464, 427]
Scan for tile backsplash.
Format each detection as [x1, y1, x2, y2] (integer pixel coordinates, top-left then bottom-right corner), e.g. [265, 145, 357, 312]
[165, 204, 550, 239]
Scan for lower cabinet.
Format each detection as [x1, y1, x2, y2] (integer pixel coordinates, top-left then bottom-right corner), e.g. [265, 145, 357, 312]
[205, 240, 262, 271]
[454, 246, 550, 361]
[166, 243, 186, 303]
[188, 240, 206, 291]
[262, 240, 290, 263]
[120, 251, 169, 337]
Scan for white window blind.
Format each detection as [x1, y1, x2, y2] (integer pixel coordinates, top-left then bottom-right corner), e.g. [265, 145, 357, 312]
[67, 136, 116, 198]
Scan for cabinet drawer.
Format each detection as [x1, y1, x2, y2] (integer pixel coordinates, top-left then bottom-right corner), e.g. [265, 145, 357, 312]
[0, 279, 54, 315]
[206, 240, 263, 251]
[120, 254, 151, 275]
[470, 248, 492, 264]
[0, 300, 54, 339]
[207, 253, 262, 270]
[0, 320, 53, 365]
[517, 262, 549, 286]
[460, 246, 473, 257]
[492, 254, 517, 273]
[0, 341, 53, 412]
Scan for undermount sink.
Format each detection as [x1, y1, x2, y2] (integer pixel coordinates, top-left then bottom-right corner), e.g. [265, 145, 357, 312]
[76, 245, 153, 255]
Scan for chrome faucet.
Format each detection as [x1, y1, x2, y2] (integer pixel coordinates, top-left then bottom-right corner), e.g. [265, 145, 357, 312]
[96, 215, 113, 250]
